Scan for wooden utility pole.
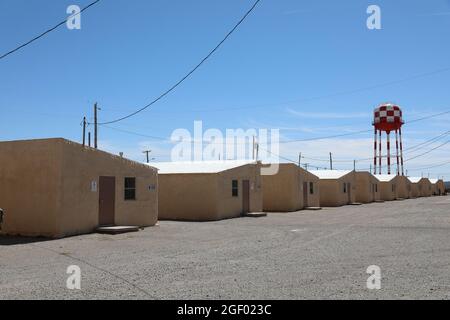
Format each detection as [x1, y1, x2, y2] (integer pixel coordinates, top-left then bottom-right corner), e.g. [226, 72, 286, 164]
[329, 152, 333, 170]
[252, 136, 255, 160]
[298, 152, 302, 167]
[82, 116, 86, 147]
[88, 132, 91, 147]
[353, 160, 356, 171]
[94, 103, 98, 149]
[143, 150, 152, 163]
[256, 142, 259, 161]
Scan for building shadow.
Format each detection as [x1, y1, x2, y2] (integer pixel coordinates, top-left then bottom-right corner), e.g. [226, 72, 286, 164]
[0, 235, 52, 246]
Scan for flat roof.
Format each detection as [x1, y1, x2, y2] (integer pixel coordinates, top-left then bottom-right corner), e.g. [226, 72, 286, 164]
[148, 160, 257, 174]
[308, 170, 352, 179]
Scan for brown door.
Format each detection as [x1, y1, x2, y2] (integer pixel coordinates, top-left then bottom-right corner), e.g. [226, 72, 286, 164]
[242, 180, 250, 215]
[303, 182, 308, 207]
[99, 176, 115, 226]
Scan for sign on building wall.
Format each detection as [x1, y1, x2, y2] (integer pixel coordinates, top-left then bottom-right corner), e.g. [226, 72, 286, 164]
[91, 181, 98, 192]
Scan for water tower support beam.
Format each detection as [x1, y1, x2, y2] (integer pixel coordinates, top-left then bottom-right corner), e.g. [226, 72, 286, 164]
[395, 129, 400, 176]
[387, 132, 391, 175]
[373, 128, 378, 175]
[378, 130, 382, 175]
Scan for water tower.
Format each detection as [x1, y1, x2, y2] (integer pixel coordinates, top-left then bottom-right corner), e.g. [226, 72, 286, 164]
[373, 103, 405, 176]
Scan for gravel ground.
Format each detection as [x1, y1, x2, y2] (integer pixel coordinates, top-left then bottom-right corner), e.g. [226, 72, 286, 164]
[1, 196, 450, 300]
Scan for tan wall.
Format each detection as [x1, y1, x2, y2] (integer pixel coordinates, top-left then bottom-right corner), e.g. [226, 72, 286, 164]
[158, 164, 263, 221]
[59, 140, 158, 237]
[410, 183, 421, 198]
[421, 179, 433, 197]
[318, 172, 356, 207]
[158, 174, 218, 221]
[355, 172, 380, 203]
[262, 164, 319, 211]
[378, 181, 397, 201]
[216, 164, 263, 220]
[436, 180, 446, 195]
[299, 168, 321, 208]
[396, 176, 411, 199]
[0, 139, 63, 237]
[0, 138, 158, 238]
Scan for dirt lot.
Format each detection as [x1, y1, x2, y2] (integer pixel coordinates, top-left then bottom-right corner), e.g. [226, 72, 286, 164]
[1, 196, 450, 300]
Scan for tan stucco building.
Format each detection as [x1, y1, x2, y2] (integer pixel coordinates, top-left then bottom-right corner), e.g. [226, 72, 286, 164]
[409, 177, 432, 197]
[308, 170, 356, 207]
[0, 138, 158, 238]
[354, 171, 380, 203]
[262, 163, 320, 212]
[374, 174, 408, 201]
[152, 160, 263, 221]
[429, 179, 446, 196]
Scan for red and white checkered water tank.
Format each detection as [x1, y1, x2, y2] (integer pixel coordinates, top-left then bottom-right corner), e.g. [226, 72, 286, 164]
[373, 103, 404, 133]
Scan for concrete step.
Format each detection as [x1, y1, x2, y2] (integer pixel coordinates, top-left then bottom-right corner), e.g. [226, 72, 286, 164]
[96, 226, 140, 234]
[243, 212, 267, 218]
[304, 207, 322, 211]
[349, 202, 363, 206]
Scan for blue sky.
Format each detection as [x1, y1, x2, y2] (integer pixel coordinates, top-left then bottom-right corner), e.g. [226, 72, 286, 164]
[1, 0, 450, 178]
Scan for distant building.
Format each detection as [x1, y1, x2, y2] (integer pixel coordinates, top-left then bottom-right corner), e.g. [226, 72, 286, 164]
[408, 177, 432, 198]
[429, 178, 446, 196]
[374, 174, 410, 200]
[262, 163, 320, 212]
[0, 138, 158, 238]
[151, 160, 262, 221]
[308, 170, 356, 207]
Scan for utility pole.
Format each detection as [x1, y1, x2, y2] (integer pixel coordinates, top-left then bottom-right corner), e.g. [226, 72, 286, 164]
[298, 152, 302, 167]
[88, 132, 91, 147]
[252, 136, 256, 160]
[94, 103, 98, 149]
[353, 160, 356, 171]
[82, 116, 86, 147]
[256, 142, 259, 161]
[143, 150, 152, 163]
[329, 152, 333, 170]
[303, 163, 309, 171]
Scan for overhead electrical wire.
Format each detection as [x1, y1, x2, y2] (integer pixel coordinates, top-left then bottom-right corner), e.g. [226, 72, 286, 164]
[94, 0, 262, 125]
[0, 0, 102, 61]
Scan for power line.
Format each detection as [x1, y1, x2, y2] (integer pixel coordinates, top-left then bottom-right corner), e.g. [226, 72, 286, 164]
[101, 109, 450, 148]
[404, 140, 450, 162]
[0, 0, 102, 61]
[94, 0, 262, 125]
[408, 159, 450, 171]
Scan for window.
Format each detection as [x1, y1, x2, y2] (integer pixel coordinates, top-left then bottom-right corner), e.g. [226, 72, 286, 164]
[343, 183, 347, 193]
[232, 180, 239, 197]
[124, 177, 136, 200]
[309, 182, 314, 195]
[375, 184, 378, 192]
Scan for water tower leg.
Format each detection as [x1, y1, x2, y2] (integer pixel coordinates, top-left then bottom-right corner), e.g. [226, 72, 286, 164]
[378, 130, 382, 175]
[387, 132, 391, 175]
[395, 129, 400, 176]
[399, 127, 405, 176]
[373, 128, 378, 175]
